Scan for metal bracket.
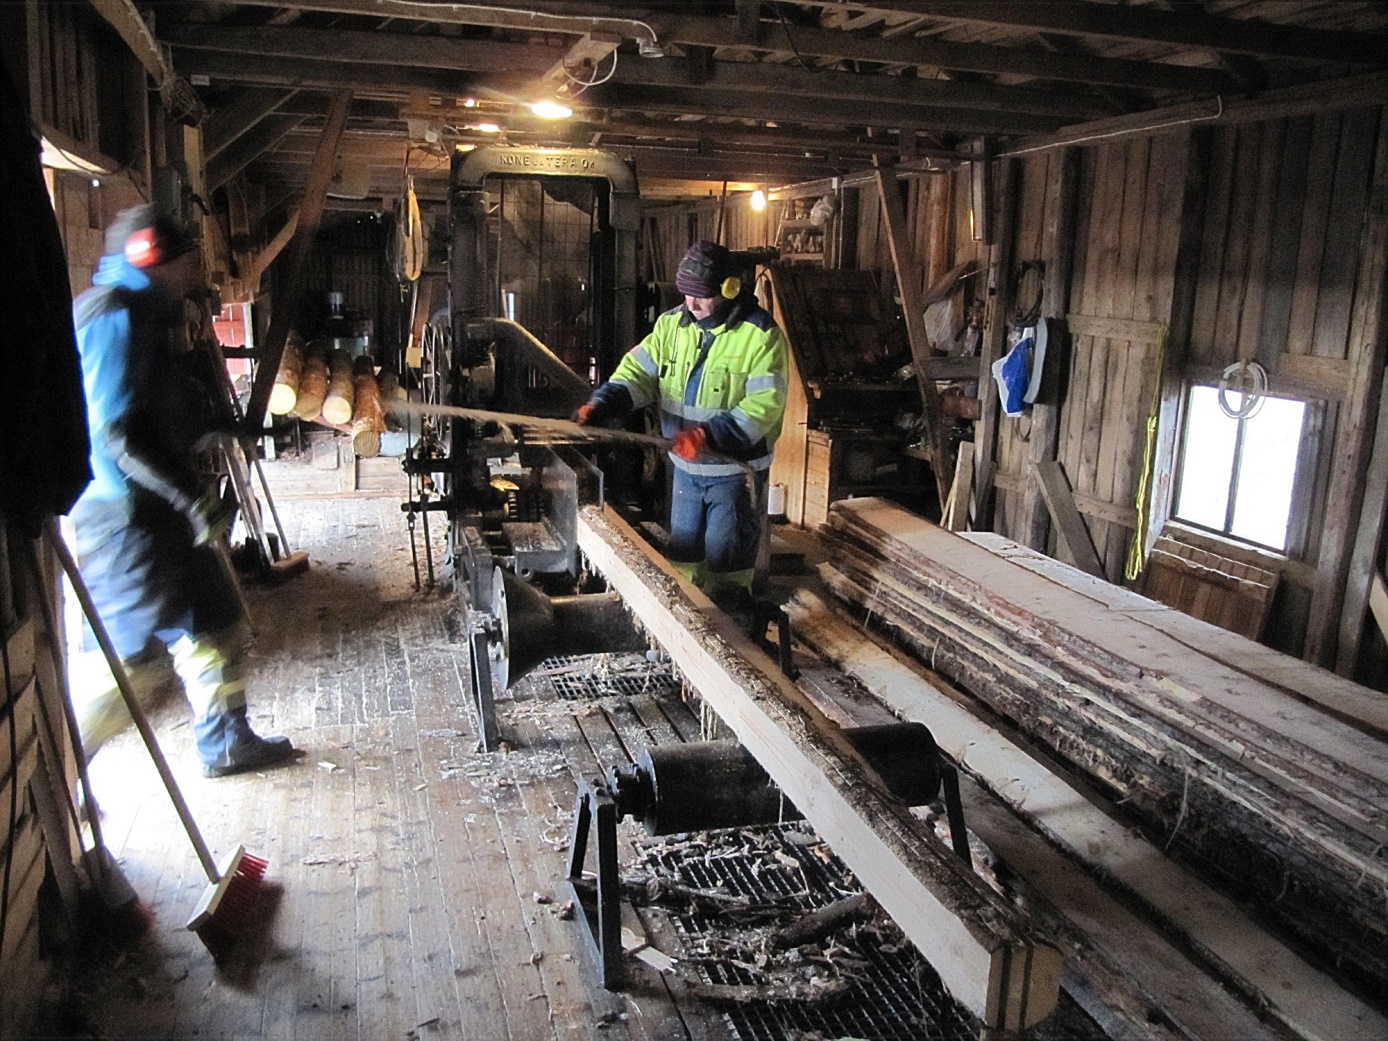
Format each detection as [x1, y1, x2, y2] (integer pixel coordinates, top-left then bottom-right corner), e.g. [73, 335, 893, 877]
[565, 778, 624, 989]
[468, 627, 501, 752]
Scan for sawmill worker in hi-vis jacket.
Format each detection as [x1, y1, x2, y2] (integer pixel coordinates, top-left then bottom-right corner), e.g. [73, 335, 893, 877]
[69, 205, 295, 778]
[576, 240, 788, 604]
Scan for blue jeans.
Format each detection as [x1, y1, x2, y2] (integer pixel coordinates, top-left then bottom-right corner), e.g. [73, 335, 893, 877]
[668, 469, 766, 577]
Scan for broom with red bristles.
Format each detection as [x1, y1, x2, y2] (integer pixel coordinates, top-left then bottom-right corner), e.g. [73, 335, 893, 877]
[51, 523, 269, 962]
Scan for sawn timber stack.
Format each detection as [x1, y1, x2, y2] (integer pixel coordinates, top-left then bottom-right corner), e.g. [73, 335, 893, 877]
[818, 497, 1388, 998]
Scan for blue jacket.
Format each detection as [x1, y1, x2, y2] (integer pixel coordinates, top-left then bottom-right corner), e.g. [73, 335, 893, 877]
[74, 253, 203, 512]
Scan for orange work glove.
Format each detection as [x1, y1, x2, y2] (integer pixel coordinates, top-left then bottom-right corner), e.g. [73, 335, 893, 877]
[573, 402, 597, 425]
[671, 426, 707, 461]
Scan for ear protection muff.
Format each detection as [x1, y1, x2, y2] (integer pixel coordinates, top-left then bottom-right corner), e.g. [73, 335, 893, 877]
[124, 227, 162, 269]
[720, 276, 741, 299]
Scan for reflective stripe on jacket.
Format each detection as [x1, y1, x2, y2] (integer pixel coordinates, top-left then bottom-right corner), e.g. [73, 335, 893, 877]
[600, 298, 788, 476]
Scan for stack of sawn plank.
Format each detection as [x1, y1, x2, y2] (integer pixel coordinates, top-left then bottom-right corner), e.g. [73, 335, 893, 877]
[818, 497, 1388, 997]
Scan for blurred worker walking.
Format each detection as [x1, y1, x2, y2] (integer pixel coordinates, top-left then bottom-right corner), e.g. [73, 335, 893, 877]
[70, 204, 294, 777]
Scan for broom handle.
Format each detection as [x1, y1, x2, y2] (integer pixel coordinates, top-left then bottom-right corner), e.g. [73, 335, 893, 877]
[49, 524, 220, 881]
[26, 535, 111, 869]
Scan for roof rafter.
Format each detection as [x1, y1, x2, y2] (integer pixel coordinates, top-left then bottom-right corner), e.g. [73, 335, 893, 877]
[187, 0, 1236, 92]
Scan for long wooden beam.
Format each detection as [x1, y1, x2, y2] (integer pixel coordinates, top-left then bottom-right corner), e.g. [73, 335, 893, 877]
[575, 505, 1061, 1030]
[820, 498, 1388, 994]
[787, 586, 1384, 1041]
[193, 0, 1236, 93]
[1336, 382, 1388, 675]
[798, 0, 1388, 65]
[167, 23, 1091, 129]
[202, 86, 299, 160]
[1309, 110, 1388, 667]
[1001, 71, 1388, 156]
[171, 50, 490, 97]
[605, 53, 1113, 121]
[244, 90, 352, 432]
[586, 84, 1063, 135]
[875, 162, 954, 507]
[162, 22, 556, 75]
[206, 112, 306, 191]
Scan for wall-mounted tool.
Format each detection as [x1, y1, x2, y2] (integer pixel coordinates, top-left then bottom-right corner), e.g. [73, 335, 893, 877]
[565, 723, 971, 988]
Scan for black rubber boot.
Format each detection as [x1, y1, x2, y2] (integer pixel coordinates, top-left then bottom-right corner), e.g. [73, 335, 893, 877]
[196, 708, 295, 778]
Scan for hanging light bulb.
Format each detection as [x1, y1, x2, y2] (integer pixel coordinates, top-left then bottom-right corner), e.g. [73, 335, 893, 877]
[531, 99, 574, 120]
[750, 189, 767, 212]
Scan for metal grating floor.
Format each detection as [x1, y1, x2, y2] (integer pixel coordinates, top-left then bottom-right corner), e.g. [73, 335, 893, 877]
[641, 824, 980, 1041]
[540, 653, 683, 701]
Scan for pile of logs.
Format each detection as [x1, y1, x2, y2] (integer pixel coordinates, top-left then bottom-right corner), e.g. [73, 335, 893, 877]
[267, 335, 396, 457]
[817, 498, 1388, 998]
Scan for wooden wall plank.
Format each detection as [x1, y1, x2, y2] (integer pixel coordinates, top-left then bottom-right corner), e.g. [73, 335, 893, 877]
[1285, 112, 1344, 357]
[1112, 138, 1149, 322]
[1308, 107, 1388, 665]
[1234, 120, 1286, 364]
[1059, 333, 1092, 493]
[1311, 107, 1379, 360]
[1189, 128, 1238, 364]
[1256, 116, 1315, 368]
[1212, 125, 1263, 358]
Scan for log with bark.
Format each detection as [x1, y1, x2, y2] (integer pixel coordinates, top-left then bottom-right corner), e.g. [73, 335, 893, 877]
[268, 332, 304, 416]
[817, 497, 1388, 997]
[376, 368, 407, 431]
[321, 348, 355, 426]
[350, 356, 385, 458]
[292, 339, 329, 422]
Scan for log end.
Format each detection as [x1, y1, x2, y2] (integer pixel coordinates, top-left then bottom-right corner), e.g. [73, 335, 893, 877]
[269, 384, 298, 416]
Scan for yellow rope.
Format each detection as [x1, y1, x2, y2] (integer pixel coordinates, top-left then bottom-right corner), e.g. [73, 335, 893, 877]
[1125, 323, 1169, 583]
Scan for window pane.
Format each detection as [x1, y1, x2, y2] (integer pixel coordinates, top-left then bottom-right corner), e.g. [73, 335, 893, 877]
[1230, 396, 1305, 550]
[1175, 385, 1239, 531]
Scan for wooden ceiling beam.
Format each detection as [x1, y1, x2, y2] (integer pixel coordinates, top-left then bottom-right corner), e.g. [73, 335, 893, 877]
[261, 135, 846, 179]
[206, 112, 307, 191]
[171, 49, 497, 97]
[610, 52, 1116, 120]
[801, 1, 1388, 65]
[1001, 70, 1388, 156]
[202, 87, 300, 160]
[587, 83, 1064, 136]
[183, 0, 1234, 93]
[162, 22, 557, 75]
[168, 21, 1115, 121]
[174, 48, 1063, 136]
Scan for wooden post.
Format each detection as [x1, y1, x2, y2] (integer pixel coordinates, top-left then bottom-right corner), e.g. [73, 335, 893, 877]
[1145, 129, 1211, 561]
[1019, 147, 1079, 555]
[1035, 459, 1105, 576]
[973, 156, 1019, 530]
[1335, 370, 1388, 675]
[1307, 110, 1388, 667]
[873, 162, 955, 508]
[244, 89, 352, 433]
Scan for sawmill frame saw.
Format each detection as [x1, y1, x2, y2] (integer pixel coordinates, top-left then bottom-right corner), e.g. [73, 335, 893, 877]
[399, 146, 649, 749]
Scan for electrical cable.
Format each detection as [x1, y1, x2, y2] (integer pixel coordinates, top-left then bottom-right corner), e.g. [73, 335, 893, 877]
[1217, 359, 1268, 420]
[378, 1, 663, 56]
[1126, 324, 1170, 583]
[772, 2, 814, 70]
[564, 49, 619, 96]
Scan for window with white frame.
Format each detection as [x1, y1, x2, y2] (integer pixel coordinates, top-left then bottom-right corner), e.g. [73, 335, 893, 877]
[1172, 384, 1307, 552]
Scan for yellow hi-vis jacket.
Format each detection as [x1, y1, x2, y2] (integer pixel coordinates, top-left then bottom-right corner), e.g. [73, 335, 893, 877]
[596, 298, 789, 477]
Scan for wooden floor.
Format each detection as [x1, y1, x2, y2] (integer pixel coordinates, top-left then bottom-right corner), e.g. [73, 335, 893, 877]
[31, 493, 734, 1041]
